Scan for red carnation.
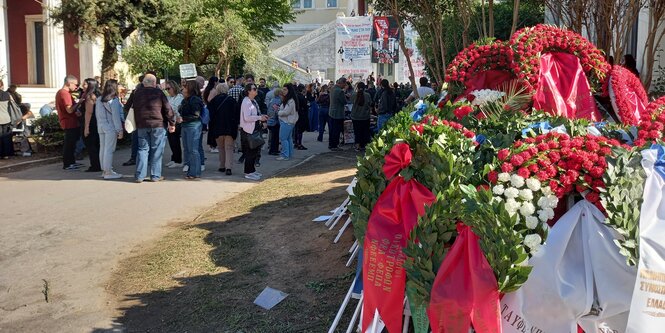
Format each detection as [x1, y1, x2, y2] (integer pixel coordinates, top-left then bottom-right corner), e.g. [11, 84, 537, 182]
[411, 124, 424, 135]
[517, 167, 530, 178]
[510, 154, 525, 167]
[501, 162, 514, 173]
[498, 149, 510, 161]
[585, 191, 600, 203]
[454, 105, 473, 120]
[536, 171, 549, 181]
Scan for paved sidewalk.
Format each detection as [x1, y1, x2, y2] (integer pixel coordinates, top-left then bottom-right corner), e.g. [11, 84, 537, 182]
[0, 132, 334, 332]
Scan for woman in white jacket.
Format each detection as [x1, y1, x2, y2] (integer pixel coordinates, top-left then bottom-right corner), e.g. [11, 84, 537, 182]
[277, 83, 299, 161]
[95, 79, 124, 180]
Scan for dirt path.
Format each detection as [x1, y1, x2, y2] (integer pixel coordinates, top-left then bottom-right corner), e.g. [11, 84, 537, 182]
[106, 151, 358, 332]
[0, 132, 345, 332]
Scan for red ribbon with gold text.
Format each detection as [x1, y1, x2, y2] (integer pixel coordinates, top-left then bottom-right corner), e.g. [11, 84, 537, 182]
[362, 143, 436, 333]
[427, 223, 501, 333]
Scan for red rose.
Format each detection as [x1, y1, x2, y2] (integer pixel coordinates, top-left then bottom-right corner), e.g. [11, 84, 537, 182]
[454, 105, 473, 120]
[498, 149, 510, 161]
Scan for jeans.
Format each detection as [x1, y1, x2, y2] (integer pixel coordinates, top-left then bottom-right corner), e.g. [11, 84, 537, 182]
[318, 108, 329, 141]
[309, 102, 319, 133]
[84, 128, 101, 170]
[98, 131, 118, 173]
[182, 121, 202, 177]
[240, 130, 259, 174]
[377, 113, 393, 131]
[167, 124, 182, 164]
[0, 124, 13, 158]
[268, 124, 280, 154]
[352, 119, 371, 148]
[215, 135, 234, 170]
[279, 121, 295, 159]
[63, 127, 80, 168]
[329, 118, 344, 149]
[198, 131, 205, 166]
[75, 136, 85, 157]
[130, 131, 138, 161]
[135, 127, 167, 181]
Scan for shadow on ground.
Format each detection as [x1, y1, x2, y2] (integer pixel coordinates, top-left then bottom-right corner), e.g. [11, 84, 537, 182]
[94, 151, 361, 333]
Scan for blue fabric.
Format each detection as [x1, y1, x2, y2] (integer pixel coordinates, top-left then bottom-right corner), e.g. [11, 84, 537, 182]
[279, 120, 295, 158]
[521, 121, 552, 137]
[378, 113, 393, 131]
[475, 134, 487, 145]
[131, 131, 138, 160]
[135, 127, 167, 181]
[200, 105, 210, 125]
[318, 107, 330, 141]
[652, 144, 665, 180]
[309, 102, 319, 133]
[410, 102, 428, 121]
[182, 121, 202, 177]
[352, 250, 363, 294]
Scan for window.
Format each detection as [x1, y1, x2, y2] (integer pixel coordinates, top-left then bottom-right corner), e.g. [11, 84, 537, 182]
[292, 0, 313, 8]
[303, 0, 312, 8]
[327, 0, 337, 7]
[291, 0, 300, 8]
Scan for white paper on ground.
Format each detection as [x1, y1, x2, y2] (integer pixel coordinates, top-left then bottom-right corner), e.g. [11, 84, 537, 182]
[501, 200, 636, 333]
[313, 215, 333, 222]
[254, 287, 288, 310]
[626, 149, 665, 332]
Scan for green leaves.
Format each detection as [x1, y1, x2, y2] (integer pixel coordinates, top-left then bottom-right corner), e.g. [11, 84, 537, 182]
[122, 39, 183, 75]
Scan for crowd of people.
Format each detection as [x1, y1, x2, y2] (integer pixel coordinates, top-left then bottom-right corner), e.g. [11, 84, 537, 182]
[0, 71, 438, 181]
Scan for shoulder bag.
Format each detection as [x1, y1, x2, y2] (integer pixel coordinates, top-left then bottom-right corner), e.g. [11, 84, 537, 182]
[125, 108, 136, 133]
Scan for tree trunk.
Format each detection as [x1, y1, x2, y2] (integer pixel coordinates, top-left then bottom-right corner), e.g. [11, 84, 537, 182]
[641, 0, 665, 90]
[397, 21, 419, 97]
[511, 0, 520, 35]
[183, 31, 192, 63]
[488, 0, 495, 38]
[101, 34, 118, 81]
[481, 0, 487, 38]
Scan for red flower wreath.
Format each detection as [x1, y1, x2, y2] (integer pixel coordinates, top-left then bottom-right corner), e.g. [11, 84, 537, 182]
[608, 65, 649, 126]
[445, 40, 515, 88]
[509, 25, 611, 94]
[634, 96, 665, 147]
[494, 132, 619, 212]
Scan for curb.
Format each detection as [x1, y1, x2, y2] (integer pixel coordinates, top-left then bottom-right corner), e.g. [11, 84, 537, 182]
[0, 156, 60, 170]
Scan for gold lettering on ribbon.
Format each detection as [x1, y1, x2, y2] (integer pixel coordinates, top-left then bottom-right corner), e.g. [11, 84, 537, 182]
[638, 269, 665, 317]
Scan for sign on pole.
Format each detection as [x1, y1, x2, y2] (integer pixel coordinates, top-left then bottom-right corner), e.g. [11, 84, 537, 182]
[335, 16, 373, 79]
[179, 63, 197, 79]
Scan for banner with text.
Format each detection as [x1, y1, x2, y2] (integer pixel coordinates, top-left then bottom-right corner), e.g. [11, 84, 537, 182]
[335, 16, 372, 79]
[371, 16, 399, 64]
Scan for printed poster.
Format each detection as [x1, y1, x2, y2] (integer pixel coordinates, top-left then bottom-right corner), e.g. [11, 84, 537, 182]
[371, 16, 399, 64]
[335, 16, 373, 78]
[401, 25, 426, 80]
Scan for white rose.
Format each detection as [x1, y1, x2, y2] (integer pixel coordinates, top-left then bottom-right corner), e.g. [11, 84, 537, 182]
[526, 178, 541, 192]
[525, 216, 539, 229]
[510, 174, 525, 188]
[524, 234, 542, 250]
[504, 187, 519, 199]
[520, 202, 536, 217]
[493, 184, 505, 196]
[498, 172, 511, 182]
[541, 186, 553, 196]
[519, 189, 533, 201]
[538, 209, 549, 222]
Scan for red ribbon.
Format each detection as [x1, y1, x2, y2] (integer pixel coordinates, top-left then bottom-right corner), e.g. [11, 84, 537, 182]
[427, 223, 501, 333]
[533, 52, 601, 121]
[362, 143, 436, 333]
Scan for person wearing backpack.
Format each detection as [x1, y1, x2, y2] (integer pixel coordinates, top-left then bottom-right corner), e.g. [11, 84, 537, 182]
[377, 79, 397, 130]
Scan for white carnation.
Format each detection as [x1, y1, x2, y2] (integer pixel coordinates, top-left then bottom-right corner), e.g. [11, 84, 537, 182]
[520, 202, 536, 217]
[545, 207, 555, 219]
[519, 189, 533, 201]
[530, 242, 542, 254]
[505, 198, 520, 216]
[537, 196, 547, 208]
[524, 234, 542, 250]
[546, 195, 559, 208]
[503, 187, 520, 199]
[541, 186, 553, 196]
[469, 89, 506, 106]
[498, 172, 511, 182]
[510, 174, 525, 188]
[525, 216, 539, 229]
[526, 178, 541, 192]
[493, 184, 505, 196]
[538, 209, 549, 222]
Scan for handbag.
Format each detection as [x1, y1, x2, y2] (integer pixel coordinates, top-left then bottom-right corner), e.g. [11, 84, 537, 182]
[247, 121, 265, 149]
[125, 108, 136, 133]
